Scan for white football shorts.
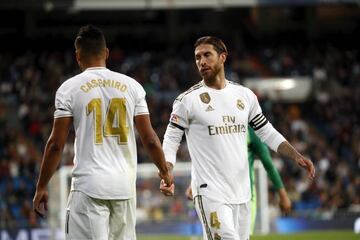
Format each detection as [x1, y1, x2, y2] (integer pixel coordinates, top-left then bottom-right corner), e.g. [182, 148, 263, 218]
[65, 191, 136, 240]
[194, 195, 251, 240]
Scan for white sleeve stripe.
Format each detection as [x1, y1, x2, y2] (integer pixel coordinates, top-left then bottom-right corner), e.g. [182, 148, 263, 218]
[252, 120, 268, 130]
[250, 113, 265, 124]
[135, 112, 149, 116]
[253, 115, 266, 125]
[54, 114, 73, 118]
[250, 113, 268, 130]
[252, 113, 263, 122]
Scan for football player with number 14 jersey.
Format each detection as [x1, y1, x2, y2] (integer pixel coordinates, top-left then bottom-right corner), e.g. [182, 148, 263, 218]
[33, 25, 174, 240]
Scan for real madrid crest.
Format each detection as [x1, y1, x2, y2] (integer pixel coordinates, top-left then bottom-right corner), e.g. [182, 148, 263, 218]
[200, 92, 211, 104]
[237, 99, 245, 110]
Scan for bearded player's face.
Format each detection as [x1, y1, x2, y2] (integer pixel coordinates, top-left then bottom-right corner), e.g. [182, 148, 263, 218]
[194, 44, 224, 81]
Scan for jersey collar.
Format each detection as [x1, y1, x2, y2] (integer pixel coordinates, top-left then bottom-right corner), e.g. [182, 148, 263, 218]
[85, 67, 108, 71]
[201, 79, 229, 91]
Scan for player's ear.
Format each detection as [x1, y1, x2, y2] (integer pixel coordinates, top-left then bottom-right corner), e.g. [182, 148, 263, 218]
[75, 49, 84, 70]
[105, 48, 109, 60]
[220, 52, 227, 64]
[75, 49, 81, 63]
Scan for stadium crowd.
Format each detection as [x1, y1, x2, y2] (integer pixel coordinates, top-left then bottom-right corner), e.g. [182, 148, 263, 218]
[0, 41, 359, 228]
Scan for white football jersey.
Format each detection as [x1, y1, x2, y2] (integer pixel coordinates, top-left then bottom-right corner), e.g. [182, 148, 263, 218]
[165, 80, 285, 204]
[54, 67, 148, 199]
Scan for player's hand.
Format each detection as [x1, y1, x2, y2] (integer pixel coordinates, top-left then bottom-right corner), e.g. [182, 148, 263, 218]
[278, 189, 291, 215]
[158, 162, 174, 196]
[32, 188, 49, 218]
[296, 155, 315, 180]
[159, 179, 175, 196]
[185, 184, 193, 200]
[158, 162, 174, 186]
[158, 169, 173, 187]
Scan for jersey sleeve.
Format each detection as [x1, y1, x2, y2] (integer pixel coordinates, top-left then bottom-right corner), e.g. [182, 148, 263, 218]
[248, 90, 268, 130]
[168, 99, 189, 130]
[249, 128, 284, 190]
[247, 89, 286, 151]
[134, 82, 149, 116]
[54, 83, 73, 118]
[162, 98, 188, 165]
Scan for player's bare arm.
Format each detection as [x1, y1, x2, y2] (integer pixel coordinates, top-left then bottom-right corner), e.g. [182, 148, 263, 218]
[135, 114, 174, 195]
[33, 117, 72, 218]
[277, 141, 315, 180]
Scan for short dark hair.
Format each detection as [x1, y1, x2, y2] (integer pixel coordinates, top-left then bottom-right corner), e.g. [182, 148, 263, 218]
[194, 36, 228, 56]
[74, 25, 106, 56]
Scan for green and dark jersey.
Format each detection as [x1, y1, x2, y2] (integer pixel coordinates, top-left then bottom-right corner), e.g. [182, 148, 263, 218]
[247, 127, 284, 196]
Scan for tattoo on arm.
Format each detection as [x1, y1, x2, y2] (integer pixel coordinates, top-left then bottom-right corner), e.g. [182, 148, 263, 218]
[277, 141, 299, 161]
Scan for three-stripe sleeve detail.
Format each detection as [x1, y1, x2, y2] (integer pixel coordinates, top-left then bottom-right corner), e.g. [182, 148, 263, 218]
[249, 113, 268, 130]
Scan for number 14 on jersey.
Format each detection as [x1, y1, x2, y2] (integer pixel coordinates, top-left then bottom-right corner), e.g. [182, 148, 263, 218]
[86, 98, 128, 145]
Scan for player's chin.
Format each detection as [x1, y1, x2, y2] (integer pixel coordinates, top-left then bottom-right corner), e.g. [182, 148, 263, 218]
[200, 69, 210, 77]
[201, 73, 214, 81]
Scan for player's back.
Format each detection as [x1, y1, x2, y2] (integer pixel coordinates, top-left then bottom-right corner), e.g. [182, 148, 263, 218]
[54, 67, 148, 199]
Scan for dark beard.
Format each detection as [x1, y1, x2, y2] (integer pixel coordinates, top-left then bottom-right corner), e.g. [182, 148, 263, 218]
[202, 63, 221, 83]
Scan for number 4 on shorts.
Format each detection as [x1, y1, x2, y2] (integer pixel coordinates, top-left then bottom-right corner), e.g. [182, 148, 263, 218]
[210, 212, 221, 229]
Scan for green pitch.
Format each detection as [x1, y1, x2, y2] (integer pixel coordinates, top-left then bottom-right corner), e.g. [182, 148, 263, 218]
[138, 231, 358, 240]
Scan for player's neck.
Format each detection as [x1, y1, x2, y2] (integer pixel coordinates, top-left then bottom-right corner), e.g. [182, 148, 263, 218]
[203, 74, 226, 90]
[80, 60, 106, 71]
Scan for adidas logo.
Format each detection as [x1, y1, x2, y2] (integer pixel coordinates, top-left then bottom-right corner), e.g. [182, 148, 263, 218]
[205, 105, 214, 112]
